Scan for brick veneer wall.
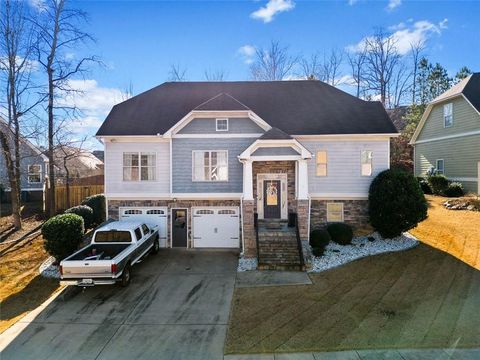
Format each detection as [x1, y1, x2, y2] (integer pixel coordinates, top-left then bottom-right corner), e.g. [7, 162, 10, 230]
[252, 161, 296, 213]
[310, 199, 369, 230]
[296, 199, 309, 240]
[242, 200, 256, 258]
[108, 199, 241, 248]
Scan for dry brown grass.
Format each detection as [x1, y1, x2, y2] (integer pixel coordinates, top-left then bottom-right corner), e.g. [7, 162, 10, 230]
[226, 245, 480, 354]
[0, 234, 61, 333]
[410, 195, 480, 270]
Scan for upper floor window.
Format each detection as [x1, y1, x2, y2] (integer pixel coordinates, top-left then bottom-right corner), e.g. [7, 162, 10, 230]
[216, 118, 228, 131]
[28, 164, 41, 183]
[316, 150, 327, 176]
[436, 159, 444, 175]
[193, 150, 228, 181]
[443, 103, 453, 128]
[361, 150, 373, 176]
[123, 152, 156, 181]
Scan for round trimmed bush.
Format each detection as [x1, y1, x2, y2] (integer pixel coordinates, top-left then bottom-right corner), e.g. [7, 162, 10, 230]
[326, 223, 353, 245]
[81, 194, 106, 226]
[42, 213, 84, 261]
[65, 205, 94, 229]
[427, 174, 449, 195]
[443, 182, 464, 197]
[310, 229, 331, 249]
[312, 247, 325, 257]
[369, 169, 428, 239]
[417, 177, 433, 195]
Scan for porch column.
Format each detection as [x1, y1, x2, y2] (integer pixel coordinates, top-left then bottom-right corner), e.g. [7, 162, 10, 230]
[242, 159, 254, 200]
[297, 159, 309, 200]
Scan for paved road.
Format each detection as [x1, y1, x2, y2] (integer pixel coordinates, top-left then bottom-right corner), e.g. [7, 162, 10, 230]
[1, 249, 238, 360]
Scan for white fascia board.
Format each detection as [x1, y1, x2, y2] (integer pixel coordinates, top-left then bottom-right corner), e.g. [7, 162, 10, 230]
[173, 133, 262, 139]
[106, 193, 172, 200]
[295, 134, 399, 141]
[239, 139, 312, 160]
[172, 193, 242, 200]
[412, 129, 480, 144]
[100, 136, 170, 143]
[106, 193, 243, 200]
[309, 193, 369, 200]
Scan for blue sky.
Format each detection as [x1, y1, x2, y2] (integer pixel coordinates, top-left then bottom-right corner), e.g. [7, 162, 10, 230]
[47, 0, 480, 148]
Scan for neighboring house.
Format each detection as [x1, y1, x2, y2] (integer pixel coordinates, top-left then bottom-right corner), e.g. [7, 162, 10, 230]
[54, 146, 104, 184]
[92, 150, 104, 162]
[0, 118, 48, 202]
[96, 81, 397, 267]
[410, 73, 480, 194]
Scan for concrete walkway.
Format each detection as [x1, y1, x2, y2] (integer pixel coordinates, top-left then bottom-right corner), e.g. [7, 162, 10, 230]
[224, 348, 480, 359]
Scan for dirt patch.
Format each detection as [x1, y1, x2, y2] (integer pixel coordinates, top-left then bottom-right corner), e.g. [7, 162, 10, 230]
[225, 244, 480, 354]
[410, 195, 480, 270]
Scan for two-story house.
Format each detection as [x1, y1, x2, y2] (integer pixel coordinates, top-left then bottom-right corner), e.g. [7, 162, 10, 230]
[410, 73, 480, 194]
[96, 81, 397, 267]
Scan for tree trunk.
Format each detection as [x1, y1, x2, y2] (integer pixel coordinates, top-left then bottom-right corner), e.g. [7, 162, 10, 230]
[64, 158, 71, 209]
[0, 131, 21, 229]
[47, 66, 56, 216]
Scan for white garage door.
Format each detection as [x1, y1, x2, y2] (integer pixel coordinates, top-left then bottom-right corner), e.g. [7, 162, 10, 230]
[119, 207, 167, 247]
[193, 207, 240, 248]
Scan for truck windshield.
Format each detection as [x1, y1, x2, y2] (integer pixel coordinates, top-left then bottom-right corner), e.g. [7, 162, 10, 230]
[94, 231, 132, 243]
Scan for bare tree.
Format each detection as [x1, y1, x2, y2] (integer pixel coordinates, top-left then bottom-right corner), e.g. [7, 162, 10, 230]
[347, 45, 367, 98]
[321, 49, 343, 86]
[120, 80, 134, 101]
[300, 53, 322, 80]
[389, 62, 412, 108]
[168, 63, 187, 81]
[410, 41, 424, 104]
[250, 41, 298, 81]
[32, 0, 97, 216]
[362, 29, 401, 107]
[0, 0, 41, 229]
[204, 68, 227, 81]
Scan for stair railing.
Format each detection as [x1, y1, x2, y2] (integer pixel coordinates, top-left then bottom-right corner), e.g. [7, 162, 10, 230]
[254, 213, 259, 263]
[293, 213, 305, 269]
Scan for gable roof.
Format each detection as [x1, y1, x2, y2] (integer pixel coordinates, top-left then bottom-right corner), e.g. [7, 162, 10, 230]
[260, 127, 293, 140]
[194, 92, 250, 111]
[97, 81, 397, 137]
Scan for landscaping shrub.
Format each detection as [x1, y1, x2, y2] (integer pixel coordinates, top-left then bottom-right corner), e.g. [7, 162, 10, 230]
[326, 223, 353, 245]
[81, 194, 106, 226]
[369, 169, 428, 238]
[65, 205, 94, 229]
[312, 247, 325, 257]
[427, 174, 449, 195]
[417, 177, 433, 195]
[443, 182, 464, 197]
[309, 229, 331, 249]
[42, 213, 84, 261]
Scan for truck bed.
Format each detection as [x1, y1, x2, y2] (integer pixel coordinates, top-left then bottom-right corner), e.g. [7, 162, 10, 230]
[67, 244, 131, 261]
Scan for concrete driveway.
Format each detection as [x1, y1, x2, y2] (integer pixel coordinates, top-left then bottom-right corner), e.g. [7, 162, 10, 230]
[1, 249, 238, 360]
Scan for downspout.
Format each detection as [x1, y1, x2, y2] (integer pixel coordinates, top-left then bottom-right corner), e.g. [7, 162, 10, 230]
[240, 196, 245, 255]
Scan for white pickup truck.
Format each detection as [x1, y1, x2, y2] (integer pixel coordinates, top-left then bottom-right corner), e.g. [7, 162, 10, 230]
[60, 221, 160, 287]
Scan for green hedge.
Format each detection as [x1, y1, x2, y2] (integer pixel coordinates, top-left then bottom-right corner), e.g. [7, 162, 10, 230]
[42, 213, 84, 261]
[427, 174, 449, 195]
[65, 205, 94, 229]
[81, 194, 106, 226]
[369, 169, 427, 238]
[327, 223, 353, 245]
[443, 182, 464, 197]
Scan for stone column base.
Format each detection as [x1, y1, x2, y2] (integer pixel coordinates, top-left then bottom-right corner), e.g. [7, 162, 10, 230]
[242, 200, 257, 258]
[296, 199, 310, 241]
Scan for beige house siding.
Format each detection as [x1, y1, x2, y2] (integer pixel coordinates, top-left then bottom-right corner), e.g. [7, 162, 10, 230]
[414, 135, 480, 193]
[416, 96, 480, 141]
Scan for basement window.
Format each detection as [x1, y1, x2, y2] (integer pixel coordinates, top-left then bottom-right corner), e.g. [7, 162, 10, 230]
[327, 203, 344, 222]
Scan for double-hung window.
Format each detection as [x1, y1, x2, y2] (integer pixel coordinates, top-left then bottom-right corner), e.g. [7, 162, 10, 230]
[443, 103, 453, 128]
[193, 150, 228, 181]
[316, 150, 327, 177]
[216, 118, 228, 131]
[361, 150, 373, 176]
[436, 159, 444, 175]
[123, 152, 156, 181]
[28, 164, 41, 183]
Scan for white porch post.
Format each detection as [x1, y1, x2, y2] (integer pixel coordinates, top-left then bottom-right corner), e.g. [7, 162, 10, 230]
[297, 159, 309, 200]
[242, 160, 254, 200]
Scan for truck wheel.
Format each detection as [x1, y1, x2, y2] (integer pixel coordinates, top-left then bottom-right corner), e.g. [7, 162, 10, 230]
[152, 239, 160, 254]
[120, 264, 131, 287]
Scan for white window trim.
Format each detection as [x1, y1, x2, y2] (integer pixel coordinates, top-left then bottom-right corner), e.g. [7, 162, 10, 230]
[361, 150, 373, 177]
[216, 118, 229, 132]
[436, 159, 445, 175]
[327, 202, 344, 222]
[192, 150, 229, 182]
[443, 103, 453, 128]
[316, 150, 328, 177]
[27, 164, 42, 184]
[122, 152, 157, 182]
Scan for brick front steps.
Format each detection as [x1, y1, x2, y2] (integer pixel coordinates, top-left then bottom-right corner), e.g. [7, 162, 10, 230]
[257, 220, 304, 271]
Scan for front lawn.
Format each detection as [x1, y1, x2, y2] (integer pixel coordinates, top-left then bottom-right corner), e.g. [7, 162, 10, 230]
[410, 195, 480, 270]
[225, 244, 479, 354]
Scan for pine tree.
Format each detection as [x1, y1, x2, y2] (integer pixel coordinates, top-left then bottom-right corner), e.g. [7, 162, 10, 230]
[455, 66, 472, 83]
[428, 63, 452, 99]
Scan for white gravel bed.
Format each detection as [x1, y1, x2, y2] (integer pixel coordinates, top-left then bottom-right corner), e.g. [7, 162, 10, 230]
[39, 256, 61, 279]
[310, 232, 419, 273]
[237, 254, 258, 272]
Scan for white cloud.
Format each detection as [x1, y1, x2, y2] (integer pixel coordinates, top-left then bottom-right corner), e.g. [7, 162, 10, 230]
[347, 19, 448, 56]
[386, 0, 402, 11]
[250, 0, 295, 23]
[237, 45, 256, 64]
[28, 0, 46, 12]
[348, 0, 359, 5]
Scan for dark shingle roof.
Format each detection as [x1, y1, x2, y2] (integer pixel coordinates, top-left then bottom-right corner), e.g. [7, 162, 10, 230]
[260, 127, 293, 140]
[463, 73, 480, 113]
[194, 93, 250, 111]
[97, 81, 397, 136]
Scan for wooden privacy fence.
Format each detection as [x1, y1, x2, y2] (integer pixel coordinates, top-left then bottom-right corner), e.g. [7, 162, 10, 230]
[54, 185, 104, 212]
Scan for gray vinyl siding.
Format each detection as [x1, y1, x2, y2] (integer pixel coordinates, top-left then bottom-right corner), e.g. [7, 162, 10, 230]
[417, 97, 480, 141]
[172, 138, 256, 193]
[178, 117, 264, 134]
[414, 134, 480, 193]
[251, 147, 299, 156]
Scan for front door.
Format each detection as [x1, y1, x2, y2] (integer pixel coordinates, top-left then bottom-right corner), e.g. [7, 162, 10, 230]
[172, 209, 188, 247]
[263, 180, 281, 219]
